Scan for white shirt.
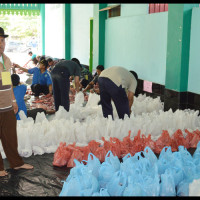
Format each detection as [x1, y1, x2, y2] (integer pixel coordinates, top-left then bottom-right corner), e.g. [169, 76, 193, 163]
[99, 66, 137, 93]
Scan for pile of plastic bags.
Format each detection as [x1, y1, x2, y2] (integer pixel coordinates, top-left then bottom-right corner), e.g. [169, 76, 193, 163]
[53, 129, 200, 168]
[59, 142, 200, 196]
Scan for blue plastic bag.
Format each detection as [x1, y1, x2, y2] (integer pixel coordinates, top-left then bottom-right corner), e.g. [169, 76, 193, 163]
[83, 153, 101, 178]
[178, 146, 193, 162]
[92, 188, 110, 196]
[157, 146, 173, 175]
[159, 168, 176, 196]
[143, 146, 158, 166]
[123, 176, 144, 196]
[193, 141, 200, 160]
[142, 174, 160, 196]
[105, 151, 121, 171]
[176, 180, 190, 196]
[106, 170, 127, 196]
[98, 161, 116, 188]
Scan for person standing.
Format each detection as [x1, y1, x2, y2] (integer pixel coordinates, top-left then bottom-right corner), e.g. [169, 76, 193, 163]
[0, 27, 33, 177]
[51, 60, 81, 111]
[98, 66, 138, 119]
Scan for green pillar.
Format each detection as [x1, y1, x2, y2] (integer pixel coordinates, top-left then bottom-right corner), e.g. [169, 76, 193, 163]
[98, 4, 107, 66]
[165, 4, 199, 92]
[89, 18, 93, 73]
[65, 4, 71, 60]
[164, 4, 199, 112]
[40, 4, 45, 55]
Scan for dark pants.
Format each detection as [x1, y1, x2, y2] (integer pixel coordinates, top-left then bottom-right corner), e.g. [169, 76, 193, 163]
[98, 77, 130, 119]
[51, 66, 70, 111]
[0, 110, 24, 170]
[31, 84, 49, 97]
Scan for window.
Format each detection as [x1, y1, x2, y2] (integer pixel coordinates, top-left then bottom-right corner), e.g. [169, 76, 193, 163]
[99, 4, 121, 18]
[149, 4, 168, 14]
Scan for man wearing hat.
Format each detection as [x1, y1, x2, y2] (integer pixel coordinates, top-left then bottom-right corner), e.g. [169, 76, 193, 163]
[0, 27, 33, 176]
[13, 58, 53, 98]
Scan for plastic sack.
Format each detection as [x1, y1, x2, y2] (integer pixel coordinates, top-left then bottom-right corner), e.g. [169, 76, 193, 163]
[74, 91, 84, 106]
[67, 149, 84, 168]
[193, 141, 200, 160]
[157, 146, 173, 175]
[123, 176, 144, 196]
[189, 178, 200, 196]
[159, 168, 176, 196]
[92, 188, 110, 196]
[88, 140, 100, 154]
[106, 171, 127, 196]
[85, 153, 101, 178]
[53, 142, 71, 167]
[104, 151, 120, 172]
[98, 161, 117, 188]
[143, 146, 157, 166]
[94, 146, 107, 163]
[154, 130, 172, 154]
[177, 180, 190, 196]
[171, 129, 188, 149]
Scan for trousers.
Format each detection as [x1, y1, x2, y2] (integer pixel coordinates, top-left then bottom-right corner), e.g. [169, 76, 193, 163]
[51, 66, 70, 112]
[0, 110, 24, 170]
[31, 84, 49, 97]
[98, 77, 130, 119]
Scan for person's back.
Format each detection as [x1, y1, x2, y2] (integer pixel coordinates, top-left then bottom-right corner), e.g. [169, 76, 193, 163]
[11, 74, 27, 120]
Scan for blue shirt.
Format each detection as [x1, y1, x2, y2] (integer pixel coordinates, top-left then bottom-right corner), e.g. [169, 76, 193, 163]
[28, 67, 52, 86]
[13, 84, 27, 120]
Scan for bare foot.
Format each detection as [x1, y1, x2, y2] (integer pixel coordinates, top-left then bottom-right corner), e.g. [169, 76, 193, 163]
[14, 164, 34, 170]
[0, 170, 8, 177]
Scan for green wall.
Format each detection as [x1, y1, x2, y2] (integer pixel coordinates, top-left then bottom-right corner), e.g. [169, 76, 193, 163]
[188, 8, 200, 94]
[104, 10, 168, 85]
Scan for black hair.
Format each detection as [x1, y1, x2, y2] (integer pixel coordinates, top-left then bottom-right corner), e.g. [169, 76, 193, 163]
[28, 51, 32, 55]
[11, 74, 20, 86]
[40, 55, 46, 61]
[32, 57, 38, 65]
[40, 59, 49, 69]
[129, 70, 138, 82]
[71, 58, 82, 68]
[80, 79, 89, 88]
[96, 65, 104, 71]
[47, 58, 53, 63]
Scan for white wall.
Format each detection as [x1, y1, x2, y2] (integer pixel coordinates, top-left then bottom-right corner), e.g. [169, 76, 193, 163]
[70, 4, 93, 65]
[45, 4, 65, 59]
[104, 11, 168, 85]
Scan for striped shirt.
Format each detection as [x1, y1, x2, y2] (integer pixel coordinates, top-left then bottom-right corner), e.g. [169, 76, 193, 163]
[0, 53, 13, 112]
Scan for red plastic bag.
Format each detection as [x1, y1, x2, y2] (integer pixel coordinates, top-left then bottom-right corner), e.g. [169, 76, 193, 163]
[143, 134, 156, 151]
[190, 130, 200, 148]
[185, 129, 195, 148]
[110, 139, 121, 157]
[122, 130, 132, 147]
[94, 146, 107, 163]
[131, 130, 145, 153]
[88, 140, 101, 154]
[53, 142, 72, 167]
[154, 130, 172, 154]
[102, 137, 111, 152]
[67, 149, 84, 168]
[171, 129, 187, 150]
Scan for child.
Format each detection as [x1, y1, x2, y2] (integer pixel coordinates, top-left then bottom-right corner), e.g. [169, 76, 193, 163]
[11, 74, 27, 120]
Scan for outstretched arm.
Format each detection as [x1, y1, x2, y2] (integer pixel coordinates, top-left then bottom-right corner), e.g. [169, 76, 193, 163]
[13, 63, 29, 73]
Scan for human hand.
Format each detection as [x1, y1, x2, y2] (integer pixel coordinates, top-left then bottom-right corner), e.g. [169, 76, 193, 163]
[12, 102, 18, 114]
[13, 63, 20, 68]
[45, 93, 52, 98]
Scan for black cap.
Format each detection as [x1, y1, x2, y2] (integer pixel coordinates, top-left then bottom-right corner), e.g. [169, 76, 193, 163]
[0, 27, 9, 38]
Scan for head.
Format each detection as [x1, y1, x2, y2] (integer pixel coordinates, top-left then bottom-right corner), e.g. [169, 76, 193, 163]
[32, 57, 38, 65]
[11, 74, 20, 87]
[96, 65, 104, 75]
[39, 59, 48, 71]
[47, 58, 53, 66]
[129, 70, 138, 82]
[36, 55, 41, 62]
[28, 51, 33, 56]
[0, 27, 8, 56]
[71, 58, 82, 68]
